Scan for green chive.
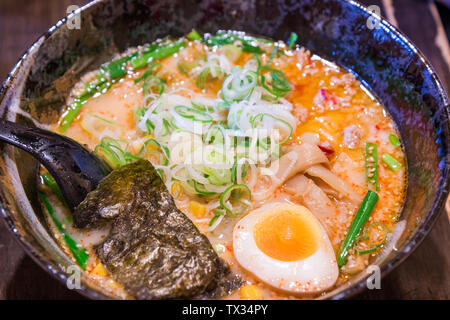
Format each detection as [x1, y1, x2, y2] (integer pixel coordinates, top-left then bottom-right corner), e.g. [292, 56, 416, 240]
[365, 142, 378, 191]
[389, 134, 401, 147]
[131, 39, 186, 69]
[219, 184, 252, 217]
[59, 78, 113, 132]
[382, 153, 401, 172]
[41, 174, 65, 204]
[209, 208, 226, 226]
[134, 62, 160, 83]
[40, 193, 89, 269]
[288, 32, 298, 50]
[186, 29, 202, 41]
[241, 41, 263, 53]
[337, 190, 379, 267]
[102, 54, 135, 78]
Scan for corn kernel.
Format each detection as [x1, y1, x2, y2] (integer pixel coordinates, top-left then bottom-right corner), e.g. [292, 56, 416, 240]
[171, 181, 182, 198]
[189, 201, 206, 218]
[239, 284, 263, 300]
[92, 263, 108, 277]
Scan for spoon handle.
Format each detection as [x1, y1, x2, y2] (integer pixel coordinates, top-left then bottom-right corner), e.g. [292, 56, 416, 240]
[0, 119, 110, 211]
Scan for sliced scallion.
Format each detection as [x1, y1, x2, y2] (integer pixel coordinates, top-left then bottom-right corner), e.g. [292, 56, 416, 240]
[102, 53, 136, 79]
[209, 208, 226, 226]
[139, 138, 170, 166]
[382, 153, 401, 172]
[143, 74, 165, 96]
[260, 67, 291, 98]
[288, 32, 298, 50]
[41, 173, 65, 204]
[219, 184, 252, 217]
[94, 137, 139, 169]
[59, 77, 114, 132]
[365, 142, 378, 191]
[177, 60, 200, 75]
[131, 39, 186, 69]
[221, 66, 258, 101]
[174, 105, 213, 123]
[134, 62, 160, 83]
[186, 29, 202, 41]
[191, 180, 218, 196]
[40, 193, 89, 269]
[389, 134, 401, 147]
[357, 222, 389, 255]
[250, 113, 293, 144]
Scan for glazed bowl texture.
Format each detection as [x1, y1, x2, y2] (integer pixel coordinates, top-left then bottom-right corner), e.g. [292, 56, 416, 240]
[0, 0, 448, 299]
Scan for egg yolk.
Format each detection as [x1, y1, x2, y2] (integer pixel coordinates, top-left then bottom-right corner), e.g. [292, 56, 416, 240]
[253, 208, 320, 262]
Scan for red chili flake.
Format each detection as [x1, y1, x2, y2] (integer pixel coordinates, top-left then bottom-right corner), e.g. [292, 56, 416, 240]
[375, 124, 380, 130]
[318, 142, 335, 157]
[320, 89, 327, 100]
[293, 83, 304, 92]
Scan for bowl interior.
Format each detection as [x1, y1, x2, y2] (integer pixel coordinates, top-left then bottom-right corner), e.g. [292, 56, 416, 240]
[0, 0, 449, 299]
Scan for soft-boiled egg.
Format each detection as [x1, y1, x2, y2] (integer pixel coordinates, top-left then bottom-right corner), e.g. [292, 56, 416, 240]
[233, 203, 338, 294]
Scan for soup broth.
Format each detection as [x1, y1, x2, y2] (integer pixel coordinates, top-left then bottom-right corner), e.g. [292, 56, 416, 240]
[39, 31, 406, 299]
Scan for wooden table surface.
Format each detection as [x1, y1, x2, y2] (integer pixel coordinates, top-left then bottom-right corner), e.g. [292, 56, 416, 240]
[0, 0, 449, 300]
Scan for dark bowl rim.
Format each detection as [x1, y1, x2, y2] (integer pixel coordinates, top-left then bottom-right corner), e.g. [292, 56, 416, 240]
[0, 0, 449, 300]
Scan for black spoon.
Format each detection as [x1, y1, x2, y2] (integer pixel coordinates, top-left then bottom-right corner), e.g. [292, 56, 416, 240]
[0, 119, 111, 211]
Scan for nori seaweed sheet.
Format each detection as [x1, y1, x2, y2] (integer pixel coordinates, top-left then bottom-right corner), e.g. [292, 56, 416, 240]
[73, 160, 241, 299]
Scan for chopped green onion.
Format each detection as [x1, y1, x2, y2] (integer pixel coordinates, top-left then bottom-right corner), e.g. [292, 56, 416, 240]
[59, 40, 184, 132]
[131, 39, 186, 69]
[209, 208, 226, 226]
[204, 124, 225, 145]
[222, 44, 242, 62]
[40, 193, 89, 269]
[139, 138, 170, 166]
[94, 137, 139, 169]
[174, 105, 213, 123]
[161, 118, 171, 137]
[357, 222, 389, 255]
[134, 62, 160, 83]
[143, 74, 165, 96]
[196, 67, 211, 89]
[203, 31, 272, 47]
[365, 142, 379, 191]
[250, 113, 293, 145]
[191, 180, 218, 196]
[186, 29, 202, 41]
[59, 77, 114, 132]
[196, 66, 224, 89]
[191, 101, 213, 113]
[241, 41, 263, 53]
[221, 66, 258, 101]
[134, 107, 155, 133]
[231, 156, 238, 184]
[219, 184, 252, 217]
[205, 166, 233, 186]
[177, 60, 200, 75]
[389, 134, 401, 147]
[288, 32, 298, 50]
[337, 190, 379, 267]
[102, 54, 136, 78]
[41, 173, 65, 204]
[260, 67, 291, 98]
[382, 153, 401, 172]
[267, 46, 279, 66]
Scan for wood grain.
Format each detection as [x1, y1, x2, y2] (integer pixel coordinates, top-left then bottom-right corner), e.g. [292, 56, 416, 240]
[0, 0, 449, 300]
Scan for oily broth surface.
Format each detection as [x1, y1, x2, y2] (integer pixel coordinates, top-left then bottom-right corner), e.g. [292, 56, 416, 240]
[48, 41, 406, 299]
